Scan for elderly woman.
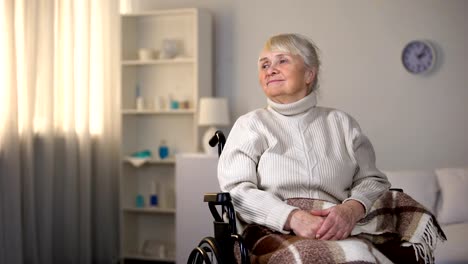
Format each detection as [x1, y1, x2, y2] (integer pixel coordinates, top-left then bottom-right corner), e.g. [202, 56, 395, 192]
[218, 33, 389, 239]
[218, 33, 444, 264]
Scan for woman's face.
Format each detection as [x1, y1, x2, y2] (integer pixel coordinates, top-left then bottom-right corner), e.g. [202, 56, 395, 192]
[258, 49, 315, 104]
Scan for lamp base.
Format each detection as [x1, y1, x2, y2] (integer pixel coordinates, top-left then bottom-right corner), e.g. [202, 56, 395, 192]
[202, 126, 219, 156]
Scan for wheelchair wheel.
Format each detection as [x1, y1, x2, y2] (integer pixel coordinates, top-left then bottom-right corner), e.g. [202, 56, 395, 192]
[188, 247, 212, 264]
[187, 237, 221, 264]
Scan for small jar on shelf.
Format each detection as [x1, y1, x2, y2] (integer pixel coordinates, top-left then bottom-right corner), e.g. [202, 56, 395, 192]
[158, 140, 169, 159]
[149, 181, 159, 207]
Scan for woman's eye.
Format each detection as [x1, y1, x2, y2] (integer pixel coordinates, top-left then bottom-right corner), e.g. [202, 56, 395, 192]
[279, 58, 287, 64]
[261, 64, 269, 69]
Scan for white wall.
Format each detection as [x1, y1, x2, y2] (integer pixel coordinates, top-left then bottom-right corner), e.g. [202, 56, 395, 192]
[136, 0, 468, 170]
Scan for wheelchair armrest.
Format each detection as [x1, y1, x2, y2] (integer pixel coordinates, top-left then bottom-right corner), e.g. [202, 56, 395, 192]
[204, 192, 238, 234]
[204, 192, 232, 203]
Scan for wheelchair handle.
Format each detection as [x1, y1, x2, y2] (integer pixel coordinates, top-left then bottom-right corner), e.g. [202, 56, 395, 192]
[209, 130, 226, 156]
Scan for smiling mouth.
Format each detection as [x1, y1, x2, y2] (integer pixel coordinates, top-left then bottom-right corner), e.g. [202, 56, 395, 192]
[267, 79, 284, 85]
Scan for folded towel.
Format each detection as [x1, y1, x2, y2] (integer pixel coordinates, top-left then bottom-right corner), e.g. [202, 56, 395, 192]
[125, 157, 149, 167]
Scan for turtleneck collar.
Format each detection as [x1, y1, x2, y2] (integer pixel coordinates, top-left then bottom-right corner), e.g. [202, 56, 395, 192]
[267, 92, 317, 116]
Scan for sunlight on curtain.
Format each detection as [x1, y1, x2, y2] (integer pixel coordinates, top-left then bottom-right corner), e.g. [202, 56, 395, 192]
[0, 1, 12, 149]
[14, 0, 28, 135]
[0, 0, 105, 138]
[54, 0, 74, 134]
[89, 0, 105, 135]
[33, 0, 54, 135]
[74, 0, 90, 135]
[55, 0, 105, 135]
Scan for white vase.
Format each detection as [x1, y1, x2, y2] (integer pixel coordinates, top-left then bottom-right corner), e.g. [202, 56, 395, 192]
[161, 39, 179, 59]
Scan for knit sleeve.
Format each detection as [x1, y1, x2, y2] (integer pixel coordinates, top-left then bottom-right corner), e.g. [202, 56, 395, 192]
[343, 116, 391, 214]
[217, 114, 298, 233]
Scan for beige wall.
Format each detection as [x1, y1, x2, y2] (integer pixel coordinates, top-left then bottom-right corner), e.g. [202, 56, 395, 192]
[137, 0, 468, 170]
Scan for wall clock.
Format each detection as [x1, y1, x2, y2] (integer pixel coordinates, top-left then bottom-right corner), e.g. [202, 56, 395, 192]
[401, 40, 436, 74]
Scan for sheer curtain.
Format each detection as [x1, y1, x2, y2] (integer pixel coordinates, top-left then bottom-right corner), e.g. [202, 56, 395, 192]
[0, 0, 120, 263]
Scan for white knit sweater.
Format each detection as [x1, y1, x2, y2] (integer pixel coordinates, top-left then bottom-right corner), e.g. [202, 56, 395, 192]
[217, 92, 390, 233]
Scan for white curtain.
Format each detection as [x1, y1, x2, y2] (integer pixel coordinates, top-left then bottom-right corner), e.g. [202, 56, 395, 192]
[0, 0, 120, 263]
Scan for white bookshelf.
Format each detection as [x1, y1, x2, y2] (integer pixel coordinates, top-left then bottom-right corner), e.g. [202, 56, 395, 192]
[119, 8, 212, 263]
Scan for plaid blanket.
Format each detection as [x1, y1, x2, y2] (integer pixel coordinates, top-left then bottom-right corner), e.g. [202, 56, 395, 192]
[237, 190, 446, 264]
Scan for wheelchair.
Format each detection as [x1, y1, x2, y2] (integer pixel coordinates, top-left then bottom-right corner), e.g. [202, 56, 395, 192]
[187, 130, 249, 264]
[186, 131, 407, 264]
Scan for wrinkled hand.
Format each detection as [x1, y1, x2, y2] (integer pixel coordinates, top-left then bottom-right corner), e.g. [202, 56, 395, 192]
[285, 209, 325, 238]
[310, 201, 364, 241]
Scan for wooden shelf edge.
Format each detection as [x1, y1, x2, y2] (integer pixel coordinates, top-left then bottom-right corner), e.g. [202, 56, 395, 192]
[122, 157, 175, 166]
[121, 109, 195, 115]
[121, 8, 197, 17]
[123, 253, 175, 263]
[122, 58, 195, 65]
[123, 207, 176, 214]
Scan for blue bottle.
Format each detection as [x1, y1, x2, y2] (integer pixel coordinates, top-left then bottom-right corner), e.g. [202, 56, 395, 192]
[170, 100, 179, 110]
[136, 194, 145, 208]
[150, 194, 158, 207]
[159, 140, 169, 159]
[150, 181, 159, 207]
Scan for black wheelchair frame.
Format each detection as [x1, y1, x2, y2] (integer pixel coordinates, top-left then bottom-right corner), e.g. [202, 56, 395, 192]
[187, 131, 250, 264]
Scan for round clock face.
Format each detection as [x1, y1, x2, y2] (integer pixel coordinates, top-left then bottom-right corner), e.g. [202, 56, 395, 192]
[401, 40, 436, 74]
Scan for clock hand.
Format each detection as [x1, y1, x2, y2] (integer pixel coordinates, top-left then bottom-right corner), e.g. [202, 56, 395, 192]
[417, 52, 425, 59]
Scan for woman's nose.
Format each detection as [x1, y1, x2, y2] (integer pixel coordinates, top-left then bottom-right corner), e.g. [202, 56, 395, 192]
[267, 65, 278, 75]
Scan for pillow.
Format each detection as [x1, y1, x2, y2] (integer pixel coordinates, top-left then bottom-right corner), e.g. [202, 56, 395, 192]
[435, 167, 468, 225]
[383, 170, 439, 213]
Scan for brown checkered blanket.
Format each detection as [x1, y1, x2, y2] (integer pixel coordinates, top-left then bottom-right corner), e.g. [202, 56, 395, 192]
[237, 190, 446, 264]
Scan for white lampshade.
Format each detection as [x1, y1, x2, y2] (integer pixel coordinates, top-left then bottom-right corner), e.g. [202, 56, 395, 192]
[198, 97, 230, 126]
[198, 97, 230, 155]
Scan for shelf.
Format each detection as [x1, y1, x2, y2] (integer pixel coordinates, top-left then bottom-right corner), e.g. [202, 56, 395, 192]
[122, 58, 195, 65]
[119, 8, 212, 262]
[121, 8, 197, 17]
[122, 109, 195, 115]
[124, 253, 175, 263]
[123, 207, 176, 215]
[123, 157, 176, 166]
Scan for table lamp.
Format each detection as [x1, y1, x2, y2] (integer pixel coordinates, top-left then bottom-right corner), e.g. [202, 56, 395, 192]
[198, 97, 230, 155]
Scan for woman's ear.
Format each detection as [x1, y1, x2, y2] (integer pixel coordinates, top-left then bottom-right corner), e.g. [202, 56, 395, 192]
[305, 68, 316, 86]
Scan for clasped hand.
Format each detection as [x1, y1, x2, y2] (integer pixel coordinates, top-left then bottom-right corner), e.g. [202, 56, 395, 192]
[286, 202, 363, 241]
